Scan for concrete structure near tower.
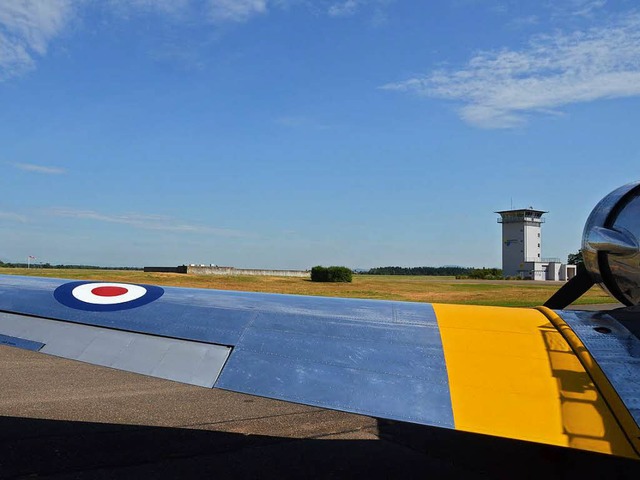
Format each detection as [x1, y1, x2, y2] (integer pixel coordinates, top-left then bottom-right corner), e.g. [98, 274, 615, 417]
[496, 208, 577, 281]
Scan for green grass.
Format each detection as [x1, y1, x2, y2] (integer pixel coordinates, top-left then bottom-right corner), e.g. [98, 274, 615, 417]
[0, 269, 616, 308]
[447, 284, 508, 291]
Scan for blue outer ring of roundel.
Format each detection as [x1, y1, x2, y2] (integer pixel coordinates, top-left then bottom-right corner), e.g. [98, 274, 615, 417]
[54, 281, 164, 312]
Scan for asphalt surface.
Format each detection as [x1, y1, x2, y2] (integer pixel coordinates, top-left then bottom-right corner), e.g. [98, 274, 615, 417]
[1, 304, 639, 479]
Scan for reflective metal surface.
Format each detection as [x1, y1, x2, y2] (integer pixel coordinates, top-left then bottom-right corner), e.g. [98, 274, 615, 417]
[0, 275, 260, 345]
[582, 181, 640, 305]
[558, 309, 640, 426]
[586, 226, 638, 256]
[0, 274, 455, 427]
[217, 303, 455, 427]
[0, 311, 231, 387]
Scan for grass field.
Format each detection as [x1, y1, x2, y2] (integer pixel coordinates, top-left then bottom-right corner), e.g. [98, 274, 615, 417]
[0, 268, 615, 307]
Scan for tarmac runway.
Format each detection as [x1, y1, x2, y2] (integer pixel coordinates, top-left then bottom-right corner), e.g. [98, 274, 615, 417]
[1, 305, 639, 478]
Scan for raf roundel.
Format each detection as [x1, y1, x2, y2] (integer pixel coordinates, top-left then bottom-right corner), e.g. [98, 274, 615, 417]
[54, 281, 164, 312]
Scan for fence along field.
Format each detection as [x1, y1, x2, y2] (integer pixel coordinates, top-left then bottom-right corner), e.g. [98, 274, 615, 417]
[0, 268, 614, 307]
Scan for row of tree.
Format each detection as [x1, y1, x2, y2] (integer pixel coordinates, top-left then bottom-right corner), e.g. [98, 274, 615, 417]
[0, 260, 141, 271]
[365, 266, 504, 279]
[366, 266, 478, 276]
[460, 268, 503, 280]
[365, 250, 585, 278]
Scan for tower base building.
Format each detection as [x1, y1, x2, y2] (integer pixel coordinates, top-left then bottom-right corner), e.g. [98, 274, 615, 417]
[496, 208, 575, 281]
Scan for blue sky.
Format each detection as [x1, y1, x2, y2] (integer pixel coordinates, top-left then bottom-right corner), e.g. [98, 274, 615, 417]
[1, 0, 639, 269]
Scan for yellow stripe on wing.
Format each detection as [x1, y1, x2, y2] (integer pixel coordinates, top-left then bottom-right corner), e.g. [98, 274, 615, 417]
[433, 303, 637, 458]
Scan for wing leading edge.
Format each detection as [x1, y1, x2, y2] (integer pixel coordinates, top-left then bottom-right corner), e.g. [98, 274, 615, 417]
[0, 274, 638, 459]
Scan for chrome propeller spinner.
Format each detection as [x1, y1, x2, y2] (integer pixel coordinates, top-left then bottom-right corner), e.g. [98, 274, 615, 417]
[545, 180, 640, 309]
[582, 181, 640, 306]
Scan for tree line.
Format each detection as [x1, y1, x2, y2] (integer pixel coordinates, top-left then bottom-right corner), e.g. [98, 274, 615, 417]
[365, 266, 503, 280]
[367, 266, 475, 276]
[0, 260, 142, 271]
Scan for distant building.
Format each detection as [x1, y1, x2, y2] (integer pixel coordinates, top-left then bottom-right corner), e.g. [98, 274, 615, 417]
[144, 265, 309, 278]
[496, 208, 576, 281]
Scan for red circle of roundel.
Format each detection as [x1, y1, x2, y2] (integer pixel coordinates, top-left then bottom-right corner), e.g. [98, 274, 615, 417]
[53, 281, 164, 312]
[91, 286, 129, 297]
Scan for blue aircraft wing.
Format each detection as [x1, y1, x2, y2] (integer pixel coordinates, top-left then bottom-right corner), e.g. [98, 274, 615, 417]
[2, 274, 640, 458]
[0, 274, 454, 428]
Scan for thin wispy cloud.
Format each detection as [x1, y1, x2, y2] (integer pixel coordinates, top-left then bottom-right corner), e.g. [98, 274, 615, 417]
[564, 0, 607, 18]
[326, 0, 390, 20]
[208, 0, 268, 23]
[507, 15, 539, 30]
[206, 0, 389, 23]
[0, 211, 27, 223]
[382, 14, 640, 128]
[12, 162, 66, 174]
[328, 0, 361, 17]
[108, 0, 191, 16]
[50, 208, 249, 237]
[0, 0, 388, 80]
[0, 0, 76, 80]
[112, 0, 268, 23]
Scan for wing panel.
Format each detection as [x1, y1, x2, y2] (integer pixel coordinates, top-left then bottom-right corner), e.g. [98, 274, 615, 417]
[246, 310, 439, 344]
[552, 308, 640, 457]
[557, 309, 640, 425]
[216, 303, 455, 427]
[217, 350, 454, 426]
[233, 316, 444, 379]
[0, 312, 230, 387]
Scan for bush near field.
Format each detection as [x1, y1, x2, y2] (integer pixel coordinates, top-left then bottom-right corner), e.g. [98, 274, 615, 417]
[455, 268, 504, 280]
[311, 266, 353, 283]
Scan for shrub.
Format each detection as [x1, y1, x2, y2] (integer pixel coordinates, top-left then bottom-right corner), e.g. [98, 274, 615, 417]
[468, 268, 503, 280]
[311, 265, 353, 282]
[311, 266, 329, 282]
[328, 266, 353, 282]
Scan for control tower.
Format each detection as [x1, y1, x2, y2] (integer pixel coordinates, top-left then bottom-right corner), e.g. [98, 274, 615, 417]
[496, 208, 546, 278]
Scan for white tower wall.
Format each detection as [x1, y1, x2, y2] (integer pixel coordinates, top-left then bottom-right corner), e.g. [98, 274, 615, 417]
[525, 226, 541, 261]
[501, 222, 525, 277]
